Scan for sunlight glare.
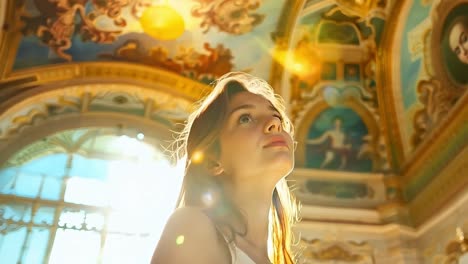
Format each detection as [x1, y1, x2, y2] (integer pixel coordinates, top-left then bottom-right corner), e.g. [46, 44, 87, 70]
[50, 136, 186, 263]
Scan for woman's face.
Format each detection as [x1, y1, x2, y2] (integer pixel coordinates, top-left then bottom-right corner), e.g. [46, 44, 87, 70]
[217, 91, 294, 184]
[449, 20, 468, 64]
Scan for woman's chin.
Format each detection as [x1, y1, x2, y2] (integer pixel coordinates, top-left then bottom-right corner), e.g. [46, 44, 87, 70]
[269, 158, 294, 177]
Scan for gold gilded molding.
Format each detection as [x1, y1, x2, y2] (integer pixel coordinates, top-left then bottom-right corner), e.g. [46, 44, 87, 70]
[0, 111, 173, 167]
[0, 0, 21, 79]
[0, 82, 197, 145]
[376, 0, 406, 170]
[269, 0, 306, 93]
[402, 91, 468, 186]
[408, 144, 468, 227]
[1, 62, 211, 101]
[300, 239, 373, 262]
[377, 0, 468, 206]
[408, 0, 468, 155]
[410, 79, 463, 148]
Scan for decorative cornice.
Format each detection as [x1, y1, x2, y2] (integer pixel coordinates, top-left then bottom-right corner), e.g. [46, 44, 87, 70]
[402, 93, 468, 201]
[1, 62, 211, 101]
[408, 144, 468, 226]
[0, 81, 199, 139]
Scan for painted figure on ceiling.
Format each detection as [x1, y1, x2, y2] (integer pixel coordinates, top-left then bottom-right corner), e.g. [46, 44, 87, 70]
[305, 107, 373, 172]
[20, 0, 147, 61]
[448, 16, 468, 65]
[441, 4, 468, 85]
[306, 117, 351, 170]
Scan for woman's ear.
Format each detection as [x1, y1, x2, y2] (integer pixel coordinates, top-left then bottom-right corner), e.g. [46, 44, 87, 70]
[209, 161, 224, 176]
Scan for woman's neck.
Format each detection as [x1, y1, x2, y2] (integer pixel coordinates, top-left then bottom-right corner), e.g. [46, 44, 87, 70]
[227, 181, 274, 259]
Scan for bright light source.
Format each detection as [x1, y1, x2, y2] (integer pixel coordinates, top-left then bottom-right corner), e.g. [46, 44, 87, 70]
[50, 137, 186, 263]
[111, 135, 155, 160]
[191, 151, 204, 164]
[140, 5, 185, 40]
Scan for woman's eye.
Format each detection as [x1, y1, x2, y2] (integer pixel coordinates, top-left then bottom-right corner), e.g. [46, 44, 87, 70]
[238, 114, 253, 124]
[273, 114, 283, 121]
[462, 33, 467, 43]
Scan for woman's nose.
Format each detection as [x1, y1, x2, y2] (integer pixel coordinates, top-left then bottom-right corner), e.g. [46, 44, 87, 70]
[264, 116, 282, 133]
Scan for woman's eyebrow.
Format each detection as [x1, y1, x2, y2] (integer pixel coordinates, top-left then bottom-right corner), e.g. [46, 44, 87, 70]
[268, 104, 279, 113]
[229, 104, 279, 116]
[228, 104, 256, 116]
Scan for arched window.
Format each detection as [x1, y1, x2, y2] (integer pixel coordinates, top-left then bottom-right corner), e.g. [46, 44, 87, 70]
[0, 128, 183, 264]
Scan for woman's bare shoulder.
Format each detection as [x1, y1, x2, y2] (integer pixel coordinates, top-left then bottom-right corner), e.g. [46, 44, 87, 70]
[151, 207, 229, 264]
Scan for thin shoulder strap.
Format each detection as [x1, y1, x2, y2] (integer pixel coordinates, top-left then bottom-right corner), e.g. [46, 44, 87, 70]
[202, 210, 236, 264]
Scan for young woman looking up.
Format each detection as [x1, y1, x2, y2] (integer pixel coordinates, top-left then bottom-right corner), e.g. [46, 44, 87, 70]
[151, 72, 299, 264]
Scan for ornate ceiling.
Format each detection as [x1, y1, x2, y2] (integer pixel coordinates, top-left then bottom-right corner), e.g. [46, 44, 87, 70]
[0, 0, 466, 227]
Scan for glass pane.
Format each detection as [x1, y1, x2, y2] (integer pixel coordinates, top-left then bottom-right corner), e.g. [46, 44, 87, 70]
[69, 155, 109, 181]
[15, 172, 41, 198]
[22, 228, 49, 264]
[0, 167, 18, 194]
[33, 206, 55, 226]
[20, 154, 67, 178]
[0, 226, 27, 263]
[85, 212, 104, 231]
[65, 177, 109, 206]
[0, 203, 31, 223]
[0, 128, 187, 263]
[48, 229, 100, 264]
[58, 209, 85, 229]
[40, 176, 62, 200]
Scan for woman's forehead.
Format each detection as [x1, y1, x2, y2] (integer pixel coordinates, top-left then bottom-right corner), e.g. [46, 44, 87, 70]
[227, 91, 274, 110]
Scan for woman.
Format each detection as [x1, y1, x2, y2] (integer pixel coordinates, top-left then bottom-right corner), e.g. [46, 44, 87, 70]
[151, 72, 299, 264]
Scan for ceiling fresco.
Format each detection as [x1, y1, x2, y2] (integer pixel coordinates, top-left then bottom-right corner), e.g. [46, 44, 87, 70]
[398, 0, 468, 154]
[0, 0, 466, 228]
[284, 1, 389, 179]
[14, 0, 286, 82]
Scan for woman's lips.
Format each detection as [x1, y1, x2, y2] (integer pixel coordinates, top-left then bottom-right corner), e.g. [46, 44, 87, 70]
[264, 137, 288, 148]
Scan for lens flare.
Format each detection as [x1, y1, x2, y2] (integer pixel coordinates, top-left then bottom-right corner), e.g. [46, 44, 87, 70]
[201, 192, 214, 207]
[176, 235, 185, 245]
[191, 151, 204, 164]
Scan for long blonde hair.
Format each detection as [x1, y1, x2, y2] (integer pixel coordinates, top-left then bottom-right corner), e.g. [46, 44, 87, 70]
[173, 72, 299, 264]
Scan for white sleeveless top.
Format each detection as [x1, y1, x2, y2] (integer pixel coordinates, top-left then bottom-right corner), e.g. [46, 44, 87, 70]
[235, 247, 256, 264]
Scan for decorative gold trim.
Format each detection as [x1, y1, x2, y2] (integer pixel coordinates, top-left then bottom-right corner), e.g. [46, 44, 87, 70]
[405, 0, 468, 166]
[0, 81, 195, 136]
[269, 0, 306, 93]
[376, 0, 407, 170]
[0, 112, 173, 167]
[408, 141, 468, 226]
[402, 92, 468, 184]
[0, 0, 21, 79]
[295, 100, 328, 167]
[0, 62, 211, 102]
